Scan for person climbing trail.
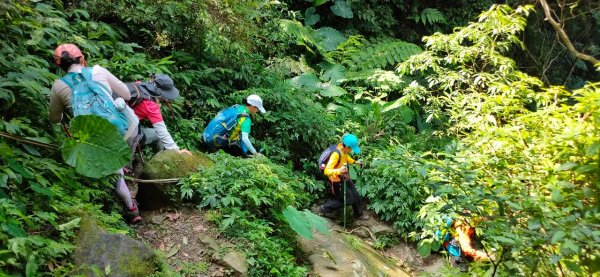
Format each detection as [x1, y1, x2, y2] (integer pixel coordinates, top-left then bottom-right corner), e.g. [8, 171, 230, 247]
[48, 43, 142, 223]
[437, 214, 493, 272]
[318, 134, 368, 220]
[203, 95, 266, 157]
[123, 74, 191, 156]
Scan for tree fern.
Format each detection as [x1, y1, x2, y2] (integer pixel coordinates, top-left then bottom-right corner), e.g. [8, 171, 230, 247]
[417, 8, 447, 26]
[279, 19, 345, 56]
[334, 36, 422, 71]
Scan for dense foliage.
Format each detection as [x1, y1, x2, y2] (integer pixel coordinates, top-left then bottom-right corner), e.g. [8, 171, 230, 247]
[1, 0, 599, 275]
[180, 153, 320, 275]
[394, 5, 599, 275]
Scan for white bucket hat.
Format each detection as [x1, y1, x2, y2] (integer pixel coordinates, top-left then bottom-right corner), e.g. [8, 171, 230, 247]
[247, 95, 266, 113]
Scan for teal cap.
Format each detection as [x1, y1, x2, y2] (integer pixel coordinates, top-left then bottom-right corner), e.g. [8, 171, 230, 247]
[342, 134, 360, 155]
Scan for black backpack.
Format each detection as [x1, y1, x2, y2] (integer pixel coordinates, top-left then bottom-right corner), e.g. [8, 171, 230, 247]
[318, 145, 342, 172]
[125, 82, 159, 108]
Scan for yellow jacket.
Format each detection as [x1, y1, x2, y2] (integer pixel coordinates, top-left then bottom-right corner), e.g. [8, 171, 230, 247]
[324, 143, 356, 182]
[454, 220, 490, 261]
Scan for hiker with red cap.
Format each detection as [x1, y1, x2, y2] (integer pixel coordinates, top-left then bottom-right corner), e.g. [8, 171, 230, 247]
[123, 74, 191, 156]
[49, 43, 142, 223]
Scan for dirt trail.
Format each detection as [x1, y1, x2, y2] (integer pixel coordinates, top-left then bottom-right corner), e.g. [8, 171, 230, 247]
[132, 208, 231, 276]
[129, 181, 445, 276]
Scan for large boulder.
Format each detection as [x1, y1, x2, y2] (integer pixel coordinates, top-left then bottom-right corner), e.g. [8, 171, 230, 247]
[142, 150, 214, 179]
[75, 217, 159, 276]
[138, 150, 214, 210]
[299, 220, 410, 277]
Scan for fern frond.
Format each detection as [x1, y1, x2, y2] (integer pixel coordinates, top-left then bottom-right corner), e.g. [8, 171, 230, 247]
[327, 35, 367, 61]
[420, 8, 447, 26]
[336, 37, 422, 71]
[278, 19, 323, 55]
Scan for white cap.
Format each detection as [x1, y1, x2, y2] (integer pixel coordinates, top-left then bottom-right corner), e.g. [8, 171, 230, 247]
[247, 94, 266, 113]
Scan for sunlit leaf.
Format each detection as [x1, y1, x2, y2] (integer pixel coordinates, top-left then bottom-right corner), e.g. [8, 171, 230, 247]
[320, 84, 347, 97]
[282, 206, 329, 240]
[314, 27, 346, 51]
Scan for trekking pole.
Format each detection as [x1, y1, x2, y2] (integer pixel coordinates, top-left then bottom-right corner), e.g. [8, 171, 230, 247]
[61, 122, 72, 138]
[164, 100, 191, 150]
[343, 163, 348, 229]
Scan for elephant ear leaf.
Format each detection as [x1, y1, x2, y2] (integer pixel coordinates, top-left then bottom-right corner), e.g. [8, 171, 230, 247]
[330, 0, 353, 19]
[61, 115, 130, 178]
[283, 206, 330, 240]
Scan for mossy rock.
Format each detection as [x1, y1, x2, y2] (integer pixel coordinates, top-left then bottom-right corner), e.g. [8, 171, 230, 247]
[142, 150, 214, 179]
[298, 219, 410, 277]
[75, 217, 159, 276]
[139, 150, 214, 210]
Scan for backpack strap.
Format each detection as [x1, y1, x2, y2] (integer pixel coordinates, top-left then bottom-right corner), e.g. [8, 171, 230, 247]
[81, 67, 93, 81]
[332, 148, 342, 168]
[60, 72, 78, 90]
[127, 82, 146, 108]
[231, 104, 250, 119]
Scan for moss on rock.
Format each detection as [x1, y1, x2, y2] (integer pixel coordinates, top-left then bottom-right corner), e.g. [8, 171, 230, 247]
[75, 216, 159, 276]
[142, 150, 214, 179]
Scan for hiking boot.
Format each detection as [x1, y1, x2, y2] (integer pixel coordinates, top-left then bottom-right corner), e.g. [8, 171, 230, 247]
[318, 205, 336, 219]
[128, 203, 142, 224]
[355, 214, 370, 221]
[449, 256, 468, 272]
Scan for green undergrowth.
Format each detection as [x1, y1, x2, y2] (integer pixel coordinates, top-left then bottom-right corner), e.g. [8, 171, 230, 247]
[0, 142, 134, 275]
[180, 152, 321, 276]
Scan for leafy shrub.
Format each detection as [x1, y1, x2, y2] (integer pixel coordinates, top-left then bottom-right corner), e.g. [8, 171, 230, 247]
[0, 142, 128, 275]
[180, 152, 319, 211]
[396, 4, 600, 275]
[226, 84, 337, 169]
[180, 153, 320, 275]
[357, 143, 431, 236]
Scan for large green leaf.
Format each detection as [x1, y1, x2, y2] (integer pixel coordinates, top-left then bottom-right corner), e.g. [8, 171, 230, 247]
[322, 64, 346, 85]
[313, 0, 330, 6]
[304, 7, 320, 26]
[320, 84, 347, 97]
[417, 240, 432, 257]
[314, 27, 346, 51]
[61, 115, 130, 178]
[282, 206, 329, 240]
[287, 73, 320, 91]
[330, 0, 353, 18]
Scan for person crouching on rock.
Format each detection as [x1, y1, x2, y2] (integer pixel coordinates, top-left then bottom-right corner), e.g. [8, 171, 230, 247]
[203, 95, 266, 158]
[123, 74, 191, 156]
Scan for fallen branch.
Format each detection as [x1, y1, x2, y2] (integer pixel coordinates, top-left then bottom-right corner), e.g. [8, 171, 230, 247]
[332, 226, 377, 241]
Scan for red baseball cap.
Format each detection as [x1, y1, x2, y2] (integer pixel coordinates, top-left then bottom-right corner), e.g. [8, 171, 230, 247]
[53, 44, 85, 65]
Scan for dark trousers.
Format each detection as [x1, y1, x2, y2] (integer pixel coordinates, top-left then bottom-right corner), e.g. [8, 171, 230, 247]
[221, 144, 247, 157]
[322, 179, 363, 217]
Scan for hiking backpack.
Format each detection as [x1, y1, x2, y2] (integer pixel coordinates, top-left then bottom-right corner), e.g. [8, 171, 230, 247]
[125, 81, 156, 108]
[203, 105, 249, 148]
[435, 216, 462, 257]
[318, 145, 342, 172]
[61, 67, 129, 135]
